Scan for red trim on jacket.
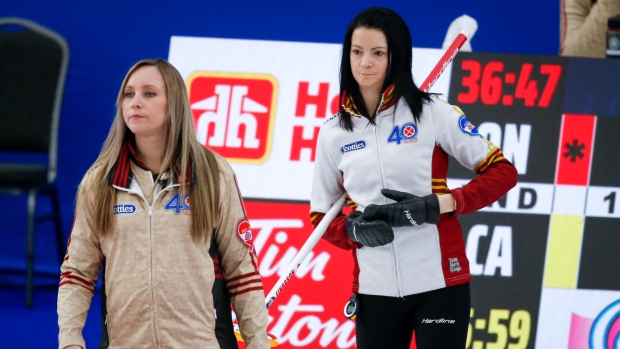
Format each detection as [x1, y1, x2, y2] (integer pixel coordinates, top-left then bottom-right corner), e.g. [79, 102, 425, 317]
[341, 84, 397, 118]
[108, 141, 195, 188]
[230, 286, 264, 298]
[227, 271, 264, 298]
[451, 158, 517, 215]
[310, 213, 358, 250]
[59, 280, 95, 295]
[227, 271, 261, 283]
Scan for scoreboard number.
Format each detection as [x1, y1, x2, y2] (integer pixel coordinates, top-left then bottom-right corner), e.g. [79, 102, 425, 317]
[586, 187, 620, 217]
[457, 60, 562, 108]
[467, 308, 531, 349]
[604, 191, 616, 214]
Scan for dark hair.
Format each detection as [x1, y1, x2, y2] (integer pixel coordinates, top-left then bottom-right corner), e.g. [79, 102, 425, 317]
[339, 7, 431, 131]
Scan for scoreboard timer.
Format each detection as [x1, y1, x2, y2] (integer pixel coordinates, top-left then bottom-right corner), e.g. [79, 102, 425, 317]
[447, 52, 620, 348]
[457, 59, 562, 108]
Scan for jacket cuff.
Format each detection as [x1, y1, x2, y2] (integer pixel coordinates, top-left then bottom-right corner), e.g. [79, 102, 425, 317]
[450, 188, 465, 215]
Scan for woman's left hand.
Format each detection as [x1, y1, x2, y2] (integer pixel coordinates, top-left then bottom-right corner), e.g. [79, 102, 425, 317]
[363, 189, 440, 226]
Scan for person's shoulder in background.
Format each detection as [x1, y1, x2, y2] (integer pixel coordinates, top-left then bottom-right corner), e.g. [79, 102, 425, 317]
[560, 0, 620, 58]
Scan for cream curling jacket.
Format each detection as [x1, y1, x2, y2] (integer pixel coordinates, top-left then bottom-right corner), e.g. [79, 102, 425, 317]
[57, 152, 269, 349]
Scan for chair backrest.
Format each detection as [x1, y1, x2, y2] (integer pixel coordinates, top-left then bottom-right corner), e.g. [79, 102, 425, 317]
[0, 17, 69, 183]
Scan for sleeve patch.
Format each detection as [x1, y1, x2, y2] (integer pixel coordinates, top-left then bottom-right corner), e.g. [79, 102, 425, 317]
[458, 115, 480, 136]
[236, 219, 254, 251]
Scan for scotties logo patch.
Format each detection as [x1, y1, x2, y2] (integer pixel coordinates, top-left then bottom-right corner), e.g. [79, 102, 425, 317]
[114, 204, 136, 215]
[341, 140, 366, 154]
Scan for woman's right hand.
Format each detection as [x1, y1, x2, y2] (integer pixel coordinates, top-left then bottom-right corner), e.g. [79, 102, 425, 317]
[345, 211, 394, 247]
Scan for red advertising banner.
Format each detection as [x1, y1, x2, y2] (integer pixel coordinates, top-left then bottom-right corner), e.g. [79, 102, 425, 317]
[242, 200, 357, 348]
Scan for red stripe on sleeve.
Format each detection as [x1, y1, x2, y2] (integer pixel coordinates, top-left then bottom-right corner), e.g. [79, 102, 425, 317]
[229, 286, 264, 298]
[227, 271, 261, 283]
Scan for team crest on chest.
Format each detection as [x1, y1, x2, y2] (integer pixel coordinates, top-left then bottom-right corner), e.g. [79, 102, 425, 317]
[164, 193, 191, 215]
[388, 122, 418, 145]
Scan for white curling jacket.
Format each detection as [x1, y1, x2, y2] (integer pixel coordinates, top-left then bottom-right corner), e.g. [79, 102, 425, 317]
[310, 94, 517, 297]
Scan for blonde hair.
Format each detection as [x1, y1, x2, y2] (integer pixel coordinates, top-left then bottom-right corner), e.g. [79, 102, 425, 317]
[86, 58, 220, 242]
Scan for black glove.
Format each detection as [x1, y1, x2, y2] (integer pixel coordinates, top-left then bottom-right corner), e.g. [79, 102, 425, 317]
[363, 189, 440, 227]
[345, 211, 394, 247]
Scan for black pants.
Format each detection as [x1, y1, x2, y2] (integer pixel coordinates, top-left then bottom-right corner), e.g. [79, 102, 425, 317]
[355, 283, 470, 349]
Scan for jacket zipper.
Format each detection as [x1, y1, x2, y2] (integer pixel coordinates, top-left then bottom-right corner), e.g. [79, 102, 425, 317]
[373, 122, 404, 298]
[148, 204, 160, 348]
[114, 179, 177, 348]
[147, 181, 177, 348]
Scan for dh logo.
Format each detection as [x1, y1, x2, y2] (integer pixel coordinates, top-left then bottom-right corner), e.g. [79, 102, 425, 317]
[188, 72, 278, 163]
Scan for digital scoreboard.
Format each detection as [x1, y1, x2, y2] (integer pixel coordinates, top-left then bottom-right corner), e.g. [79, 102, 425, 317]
[448, 52, 620, 348]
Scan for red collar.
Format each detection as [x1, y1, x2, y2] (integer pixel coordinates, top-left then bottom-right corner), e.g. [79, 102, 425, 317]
[107, 141, 194, 188]
[341, 84, 396, 118]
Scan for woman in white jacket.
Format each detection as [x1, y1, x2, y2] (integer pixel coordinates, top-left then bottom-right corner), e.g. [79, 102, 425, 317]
[310, 7, 517, 349]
